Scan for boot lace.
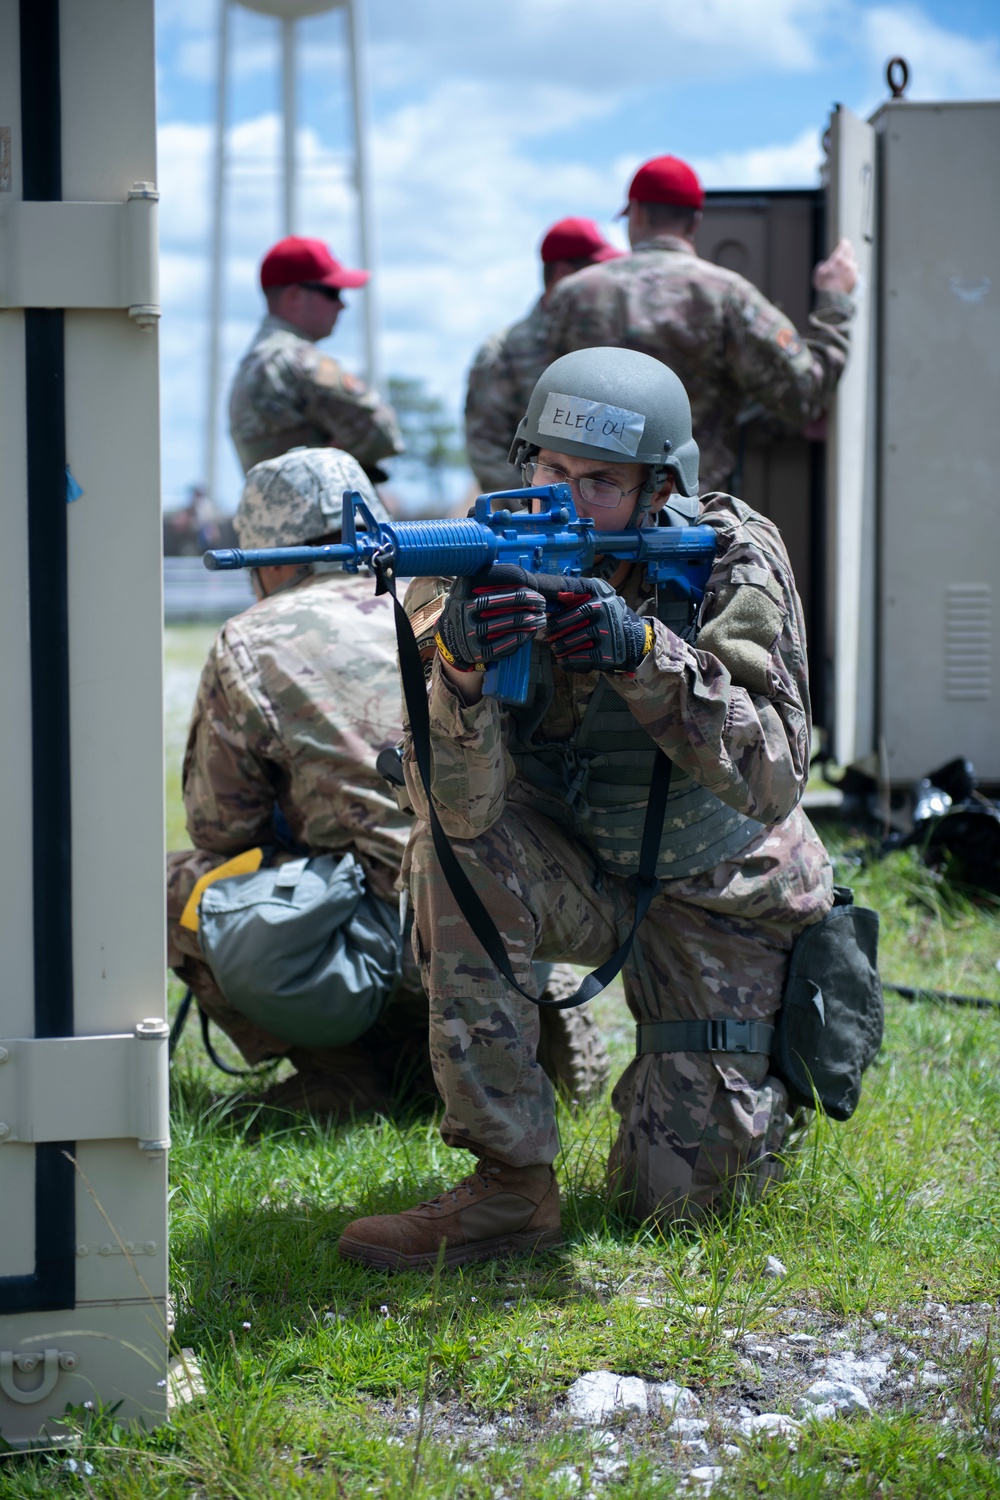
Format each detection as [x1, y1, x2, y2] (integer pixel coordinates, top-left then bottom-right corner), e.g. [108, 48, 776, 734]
[419, 1159, 500, 1212]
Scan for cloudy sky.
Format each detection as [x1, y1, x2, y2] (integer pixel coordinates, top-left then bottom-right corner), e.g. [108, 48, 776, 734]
[155, 0, 1000, 511]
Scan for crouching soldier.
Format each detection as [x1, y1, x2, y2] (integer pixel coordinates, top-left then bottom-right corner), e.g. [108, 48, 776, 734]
[339, 348, 836, 1266]
[168, 447, 608, 1119]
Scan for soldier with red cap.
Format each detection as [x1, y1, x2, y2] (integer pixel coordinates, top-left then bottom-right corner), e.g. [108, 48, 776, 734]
[229, 236, 403, 482]
[545, 156, 857, 494]
[464, 217, 624, 494]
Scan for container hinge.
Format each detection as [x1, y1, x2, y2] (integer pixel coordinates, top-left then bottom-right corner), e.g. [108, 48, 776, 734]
[0, 1020, 169, 1152]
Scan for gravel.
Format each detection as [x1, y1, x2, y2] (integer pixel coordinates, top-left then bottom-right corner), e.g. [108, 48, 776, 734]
[797, 1378, 872, 1415]
[651, 1381, 700, 1417]
[665, 1418, 710, 1440]
[566, 1371, 647, 1423]
[811, 1352, 889, 1393]
[735, 1412, 802, 1440]
[367, 1299, 997, 1493]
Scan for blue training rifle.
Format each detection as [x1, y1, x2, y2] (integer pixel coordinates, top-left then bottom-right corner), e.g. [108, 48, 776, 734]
[204, 484, 716, 705]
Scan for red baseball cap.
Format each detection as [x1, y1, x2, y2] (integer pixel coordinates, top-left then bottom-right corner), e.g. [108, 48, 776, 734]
[539, 217, 624, 264]
[622, 155, 704, 212]
[260, 236, 370, 291]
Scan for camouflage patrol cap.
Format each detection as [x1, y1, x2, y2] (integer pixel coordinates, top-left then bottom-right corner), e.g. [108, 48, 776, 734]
[509, 347, 700, 497]
[234, 447, 389, 549]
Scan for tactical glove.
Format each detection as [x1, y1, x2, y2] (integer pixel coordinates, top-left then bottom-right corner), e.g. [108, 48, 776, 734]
[546, 576, 654, 674]
[435, 564, 547, 671]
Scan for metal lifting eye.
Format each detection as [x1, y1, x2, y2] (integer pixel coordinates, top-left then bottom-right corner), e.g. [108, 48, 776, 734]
[886, 56, 910, 99]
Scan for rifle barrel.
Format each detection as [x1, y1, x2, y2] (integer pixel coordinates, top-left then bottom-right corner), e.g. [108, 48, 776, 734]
[204, 543, 358, 571]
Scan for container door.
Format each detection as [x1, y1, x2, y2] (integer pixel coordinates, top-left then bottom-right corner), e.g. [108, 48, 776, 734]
[0, 0, 168, 1445]
[823, 104, 878, 769]
[872, 100, 1000, 782]
[697, 189, 828, 728]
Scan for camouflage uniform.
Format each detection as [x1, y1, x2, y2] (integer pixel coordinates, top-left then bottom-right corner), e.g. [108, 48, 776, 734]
[401, 493, 834, 1221]
[168, 465, 608, 1105]
[545, 236, 852, 494]
[228, 315, 403, 476]
[465, 299, 550, 494]
[167, 566, 436, 1101]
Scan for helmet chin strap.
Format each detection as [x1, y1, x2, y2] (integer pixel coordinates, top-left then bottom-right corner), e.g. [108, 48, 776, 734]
[588, 553, 622, 582]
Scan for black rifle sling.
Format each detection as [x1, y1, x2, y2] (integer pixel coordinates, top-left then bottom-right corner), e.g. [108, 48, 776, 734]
[376, 559, 671, 1011]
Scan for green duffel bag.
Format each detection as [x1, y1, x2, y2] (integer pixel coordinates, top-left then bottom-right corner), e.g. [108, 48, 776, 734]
[198, 851, 400, 1048]
[774, 886, 883, 1120]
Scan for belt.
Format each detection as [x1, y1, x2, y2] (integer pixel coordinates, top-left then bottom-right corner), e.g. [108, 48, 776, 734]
[636, 1018, 774, 1056]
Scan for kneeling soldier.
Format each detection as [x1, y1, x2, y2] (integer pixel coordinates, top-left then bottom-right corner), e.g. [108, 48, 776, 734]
[168, 447, 608, 1118]
[339, 348, 833, 1267]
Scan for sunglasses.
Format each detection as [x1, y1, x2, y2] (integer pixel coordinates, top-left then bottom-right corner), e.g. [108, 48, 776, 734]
[301, 283, 345, 304]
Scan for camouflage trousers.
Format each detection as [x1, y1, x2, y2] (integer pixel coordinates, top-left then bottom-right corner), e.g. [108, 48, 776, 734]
[166, 849, 436, 1106]
[406, 803, 833, 1222]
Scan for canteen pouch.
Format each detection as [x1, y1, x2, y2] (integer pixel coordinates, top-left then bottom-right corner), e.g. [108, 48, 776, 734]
[197, 852, 400, 1047]
[774, 886, 883, 1120]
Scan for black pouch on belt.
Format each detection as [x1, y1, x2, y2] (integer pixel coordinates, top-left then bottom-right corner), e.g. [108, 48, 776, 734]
[773, 885, 883, 1120]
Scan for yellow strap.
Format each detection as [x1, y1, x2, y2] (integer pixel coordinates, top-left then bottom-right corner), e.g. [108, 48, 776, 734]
[179, 847, 264, 933]
[433, 628, 457, 665]
[434, 630, 485, 671]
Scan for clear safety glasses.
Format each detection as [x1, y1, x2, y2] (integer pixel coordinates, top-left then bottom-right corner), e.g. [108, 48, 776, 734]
[521, 460, 644, 510]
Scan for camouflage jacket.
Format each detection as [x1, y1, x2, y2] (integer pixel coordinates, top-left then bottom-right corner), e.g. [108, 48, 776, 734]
[228, 315, 404, 475]
[183, 571, 408, 901]
[401, 493, 811, 843]
[545, 236, 852, 493]
[464, 298, 550, 493]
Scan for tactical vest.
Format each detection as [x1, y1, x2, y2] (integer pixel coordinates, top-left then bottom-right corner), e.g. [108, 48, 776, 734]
[507, 646, 764, 883]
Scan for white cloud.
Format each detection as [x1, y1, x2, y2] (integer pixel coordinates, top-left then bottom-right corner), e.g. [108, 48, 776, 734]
[175, 35, 217, 86]
[158, 122, 213, 248]
[154, 0, 1000, 510]
[366, 78, 635, 417]
[863, 6, 1000, 100]
[693, 126, 824, 189]
[157, 110, 367, 507]
[367, 0, 831, 87]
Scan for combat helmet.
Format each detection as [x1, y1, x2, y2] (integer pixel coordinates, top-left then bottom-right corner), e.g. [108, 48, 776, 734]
[234, 446, 389, 550]
[508, 347, 699, 499]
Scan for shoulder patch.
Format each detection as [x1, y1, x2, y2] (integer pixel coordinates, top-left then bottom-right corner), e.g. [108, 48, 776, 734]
[775, 326, 804, 356]
[403, 576, 450, 659]
[697, 581, 784, 696]
[313, 354, 363, 393]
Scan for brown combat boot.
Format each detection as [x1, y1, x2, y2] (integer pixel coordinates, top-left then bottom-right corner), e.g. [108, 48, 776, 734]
[338, 1159, 562, 1270]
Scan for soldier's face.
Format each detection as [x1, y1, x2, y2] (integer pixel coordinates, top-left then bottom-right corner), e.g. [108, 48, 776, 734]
[532, 449, 652, 532]
[279, 282, 344, 340]
[300, 285, 344, 339]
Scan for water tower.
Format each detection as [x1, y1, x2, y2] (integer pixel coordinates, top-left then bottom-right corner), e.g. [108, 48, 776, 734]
[204, 0, 377, 510]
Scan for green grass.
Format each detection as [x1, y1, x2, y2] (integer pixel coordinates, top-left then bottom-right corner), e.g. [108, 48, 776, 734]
[3, 630, 996, 1496]
[6, 983, 1000, 1496]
